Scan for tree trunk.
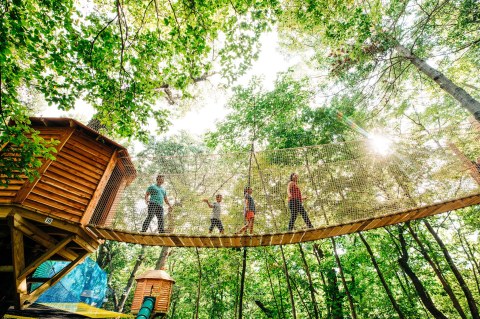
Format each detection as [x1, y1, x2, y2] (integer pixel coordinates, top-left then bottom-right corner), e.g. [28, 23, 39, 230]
[407, 223, 467, 319]
[423, 220, 480, 319]
[155, 246, 170, 270]
[313, 244, 330, 318]
[325, 268, 344, 319]
[263, 248, 284, 319]
[358, 233, 406, 319]
[238, 247, 248, 319]
[255, 300, 274, 318]
[280, 245, 297, 319]
[297, 243, 319, 319]
[96, 243, 108, 269]
[453, 222, 480, 296]
[233, 255, 241, 319]
[395, 44, 480, 120]
[331, 237, 357, 319]
[116, 245, 146, 312]
[397, 227, 448, 319]
[275, 266, 287, 318]
[194, 247, 201, 319]
[289, 275, 313, 318]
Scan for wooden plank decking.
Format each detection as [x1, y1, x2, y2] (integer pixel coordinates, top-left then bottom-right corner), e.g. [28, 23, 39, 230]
[88, 193, 480, 248]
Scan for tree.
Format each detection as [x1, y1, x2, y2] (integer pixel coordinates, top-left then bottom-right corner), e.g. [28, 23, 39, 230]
[396, 226, 449, 319]
[1, 0, 277, 182]
[205, 71, 360, 151]
[277, 0, 480, 123]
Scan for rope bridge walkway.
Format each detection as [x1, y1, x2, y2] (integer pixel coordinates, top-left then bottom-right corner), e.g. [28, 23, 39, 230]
[87, 125, 480, 247]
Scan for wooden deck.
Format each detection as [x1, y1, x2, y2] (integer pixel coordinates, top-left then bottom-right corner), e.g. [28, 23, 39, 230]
[87, 193, 480, 248]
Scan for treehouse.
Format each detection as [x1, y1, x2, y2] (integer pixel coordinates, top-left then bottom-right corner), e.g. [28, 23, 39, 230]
[131, 270, 176, 316]
[0, 117, 136, 313]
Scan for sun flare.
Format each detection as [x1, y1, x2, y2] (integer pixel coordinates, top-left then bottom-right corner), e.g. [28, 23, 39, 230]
[369, 134, 393, 156]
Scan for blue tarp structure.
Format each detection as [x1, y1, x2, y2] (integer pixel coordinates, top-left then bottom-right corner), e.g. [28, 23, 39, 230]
[32, 257, 108, 307]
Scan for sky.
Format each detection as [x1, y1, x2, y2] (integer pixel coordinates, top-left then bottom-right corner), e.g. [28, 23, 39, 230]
[168, 31, 296, 136]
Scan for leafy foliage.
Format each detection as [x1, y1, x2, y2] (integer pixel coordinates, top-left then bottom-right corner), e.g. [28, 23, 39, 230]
[205, 71, 361, 151]
[1, 0, 278, 182]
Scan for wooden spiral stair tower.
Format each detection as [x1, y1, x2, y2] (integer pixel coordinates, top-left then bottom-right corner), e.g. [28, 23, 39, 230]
[0, 118, 135, 315]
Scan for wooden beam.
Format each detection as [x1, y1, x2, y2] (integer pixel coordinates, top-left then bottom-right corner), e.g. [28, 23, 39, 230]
[15, 206, 81, 234]
[13, 128, 76, 204]
[72, 234, 97, 253]
[24, 252, 89, 306]
[27, 277, 50, 283]
[13, 214, 78, 261]
[9, 217, 27, 309]
[17, 235, 74, 283]
[81, 150, 118, 225]
[0, 205, 14, 219]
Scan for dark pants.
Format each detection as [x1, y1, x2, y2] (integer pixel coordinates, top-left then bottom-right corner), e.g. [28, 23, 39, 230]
[142, 202, 164, 233]
[288, 199, 313, 231]
[209, 218, 224, 232]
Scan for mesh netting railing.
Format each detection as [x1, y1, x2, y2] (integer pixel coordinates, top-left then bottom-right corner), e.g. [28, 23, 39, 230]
[89, 124, 480, 236]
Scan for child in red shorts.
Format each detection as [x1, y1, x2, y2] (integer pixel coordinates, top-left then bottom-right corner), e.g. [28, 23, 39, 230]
[236, 186, 256, 235]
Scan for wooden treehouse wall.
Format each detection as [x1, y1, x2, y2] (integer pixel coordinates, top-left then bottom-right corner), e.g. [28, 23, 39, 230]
[0, 118, 135, 312]
[0, 118, 135, 226]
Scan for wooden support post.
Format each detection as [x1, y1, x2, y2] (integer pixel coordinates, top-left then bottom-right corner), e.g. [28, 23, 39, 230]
[9, 217, 27, 309]
[72, 234, 98, 253]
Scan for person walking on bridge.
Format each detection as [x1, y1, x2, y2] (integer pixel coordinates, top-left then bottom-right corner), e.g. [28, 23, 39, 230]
[142, 174, 173, 233]
[287, 173, 313, 231]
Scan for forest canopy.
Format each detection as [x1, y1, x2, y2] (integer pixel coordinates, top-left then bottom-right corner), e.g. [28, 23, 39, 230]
[1, 0, 480, 318]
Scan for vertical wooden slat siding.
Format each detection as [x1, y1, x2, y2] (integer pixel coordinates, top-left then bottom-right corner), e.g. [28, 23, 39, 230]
[131, 281, 146, 311]
[80, 150, 119, 225]
[23, 195, 84, 218]
[49, 160, 102, 183]
[30, 187, 89, 208]
[34, 180, 90, 205]
[56, 151, 106, 176]
[0, 181, 25, 203]
[131, 279, 174, 314]
[13, 128, 75, 204]
[45, 165, 98, 190]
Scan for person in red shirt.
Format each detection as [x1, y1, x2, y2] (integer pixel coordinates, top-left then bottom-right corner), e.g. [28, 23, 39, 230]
[287, 173, 313, 231]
